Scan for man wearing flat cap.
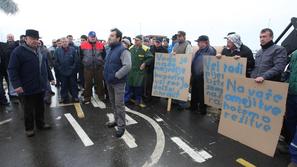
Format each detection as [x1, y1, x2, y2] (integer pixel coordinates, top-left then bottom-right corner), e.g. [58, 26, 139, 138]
[189, 35, 216, 115]
[8, 29, 52, 137]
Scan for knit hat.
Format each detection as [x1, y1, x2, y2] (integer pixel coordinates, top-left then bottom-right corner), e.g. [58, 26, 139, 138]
[122, 38, 131, 46]
[225, 33, 242, 49]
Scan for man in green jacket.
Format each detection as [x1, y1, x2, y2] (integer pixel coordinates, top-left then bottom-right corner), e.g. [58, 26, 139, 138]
[125, 35, 153, 108]
[285, 50, 297, 167]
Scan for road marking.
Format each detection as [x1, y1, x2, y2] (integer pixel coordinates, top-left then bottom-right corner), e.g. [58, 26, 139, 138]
[93, 96, 106, 109]
[64, 113, 94, 147]
[106, 113, 138, 148]
[50, 103, 74, 108]
[116, 126, 138, 148]
[171, 137, 212, 163]
[0, 118, 12, 125]
[154, 115, 164, 122]
[91, 97, 100, 108]
[125, 107, 165, 167]
[107, 113, 138, 126]
[236, 158, 256, 167]
[197, 150, 213, 160]
[74, 103, 85, 118]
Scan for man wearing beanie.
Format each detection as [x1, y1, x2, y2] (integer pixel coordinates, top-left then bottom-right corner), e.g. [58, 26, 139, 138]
[80, 31, 106, 104]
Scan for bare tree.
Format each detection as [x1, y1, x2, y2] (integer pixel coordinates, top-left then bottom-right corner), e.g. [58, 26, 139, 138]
[0, 0, 18, 14]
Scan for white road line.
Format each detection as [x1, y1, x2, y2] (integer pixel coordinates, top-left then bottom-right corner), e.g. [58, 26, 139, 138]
[197, 150, 213, 160]
[154, 115, 164, 122]
[107, 113, 138, 126]
[171, 137, 209, 163]
[50, 103, 74, 108]
[93, 96, 106, 109]
[91, 97, 100, 107]
[115, 127, 138, 148]
[106, 113, 138, 148]
[125, 107, 165, 167]
[125, 114, 138, 125]
[64, 113, 94, 147]
[0, 118, 12, 125]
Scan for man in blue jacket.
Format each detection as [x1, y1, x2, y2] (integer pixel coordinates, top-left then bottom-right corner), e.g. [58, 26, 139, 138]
[104, 28, 132, 138]
[54, 37, 79, 104]
[8, 29, 52, 137]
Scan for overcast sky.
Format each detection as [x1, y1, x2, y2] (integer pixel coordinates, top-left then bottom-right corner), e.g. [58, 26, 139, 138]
[0, 0, 296, 50]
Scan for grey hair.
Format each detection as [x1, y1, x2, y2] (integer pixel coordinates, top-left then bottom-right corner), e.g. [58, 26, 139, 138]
[0, 0, 18, 14]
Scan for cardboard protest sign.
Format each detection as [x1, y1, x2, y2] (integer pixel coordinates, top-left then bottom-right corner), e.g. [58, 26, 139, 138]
[203, 56, 247, 108]
[218, 75, 288, 157]
[152, 53, 191, 101]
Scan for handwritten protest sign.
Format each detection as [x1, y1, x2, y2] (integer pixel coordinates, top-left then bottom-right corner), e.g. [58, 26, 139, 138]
[203, 56, 247, 108]
[218, 75, 288, 157]
[152, 53, 191, 101]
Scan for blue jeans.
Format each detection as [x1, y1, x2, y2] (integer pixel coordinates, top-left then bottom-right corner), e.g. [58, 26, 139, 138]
[285, 95, 297, 139]
[60, 74, 78, 100]
[290, 125, 297, 164]
[124, 85, 143, 104]
[285, 95, 297, 163]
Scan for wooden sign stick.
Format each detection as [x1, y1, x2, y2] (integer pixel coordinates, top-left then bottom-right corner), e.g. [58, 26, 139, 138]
[167, 98, 172, 112]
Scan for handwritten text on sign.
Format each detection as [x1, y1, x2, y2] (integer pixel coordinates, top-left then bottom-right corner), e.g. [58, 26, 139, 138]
[218, 75, 288, 157]
[203, 56, 247, 108]
[152, 53, 191, 101]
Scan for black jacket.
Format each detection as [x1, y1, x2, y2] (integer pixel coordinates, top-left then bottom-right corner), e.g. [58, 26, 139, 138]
[221, 44, 255, 77]
[0, 42, 8, 75]
[149, 45, 168, 72]
[8, 44, 52, 95]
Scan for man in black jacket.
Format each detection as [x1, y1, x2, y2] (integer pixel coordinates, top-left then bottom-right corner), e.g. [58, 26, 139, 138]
[146, 37, 168, 99]
[0, 42, 9, 106]
[220, 33, 255, 77]
[190, 35, 216, 115]
[8, 29, 52, 137]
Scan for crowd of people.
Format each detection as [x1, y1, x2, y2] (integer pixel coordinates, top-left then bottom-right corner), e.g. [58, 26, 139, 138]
[0, 27, 297, 166]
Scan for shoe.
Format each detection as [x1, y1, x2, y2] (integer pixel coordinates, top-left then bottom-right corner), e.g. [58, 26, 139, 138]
[25, 130, 35, 137]
[60, 99, 70, 104]
[138, 103, 146, 108]
[187, 106, 198, 112]
[106, 122, 117, 128]
[9, 95, 19, 103]
[82, 99, 90, 104]
[177, 106, 186, 111]
[115, 128, 125, 138]
[130, 99, 136, 104]
[277, 142, 289, 154]
[44, 100, 51, 105]
[73, 98, 79, 103]
[135, 100, 146, 108]
[288, 162, 297, 167]
[199, 107, 207, 115]
[37, 124, 52, 130]
[0, 101, 10, 106]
